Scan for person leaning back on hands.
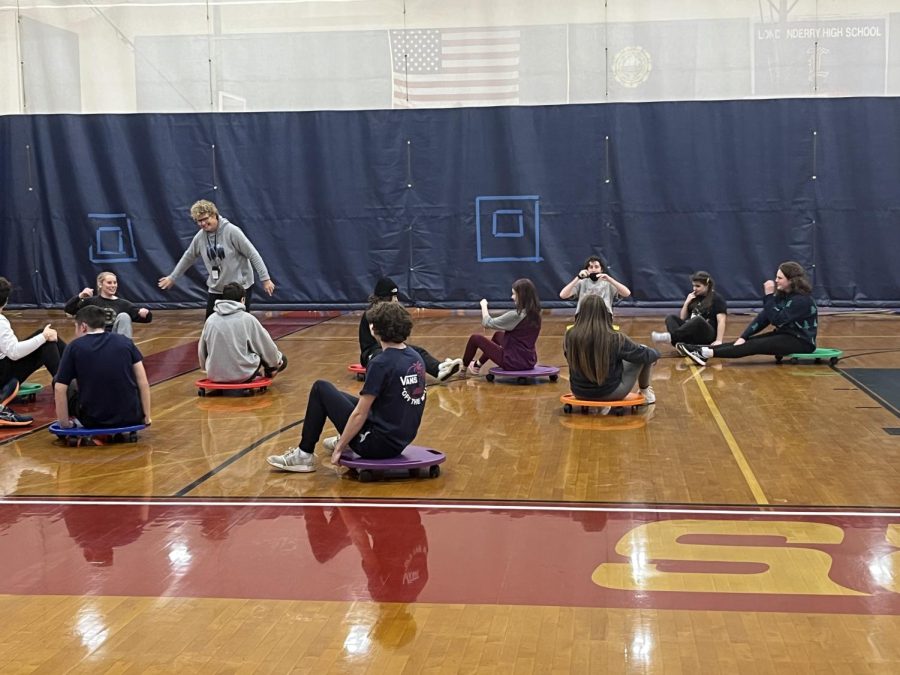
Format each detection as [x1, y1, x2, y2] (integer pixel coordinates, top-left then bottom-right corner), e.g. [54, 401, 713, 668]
[158, 200, 275, 318]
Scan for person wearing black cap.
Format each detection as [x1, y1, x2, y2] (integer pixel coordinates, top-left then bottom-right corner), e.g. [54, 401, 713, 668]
[360, 277, 462, 382]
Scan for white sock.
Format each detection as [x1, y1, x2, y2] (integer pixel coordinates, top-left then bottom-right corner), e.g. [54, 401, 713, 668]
[701, 347, 714, 358]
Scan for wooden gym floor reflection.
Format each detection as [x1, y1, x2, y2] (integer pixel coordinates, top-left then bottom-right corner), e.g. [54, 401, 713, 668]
[1, 308, 899, 672]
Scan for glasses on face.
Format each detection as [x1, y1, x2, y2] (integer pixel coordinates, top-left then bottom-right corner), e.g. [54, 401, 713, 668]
[195, 215, 213, 226]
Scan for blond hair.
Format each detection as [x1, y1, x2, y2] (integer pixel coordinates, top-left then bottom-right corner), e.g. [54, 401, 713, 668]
[190, 199, 218, 221]
[96, 271, 116, 289]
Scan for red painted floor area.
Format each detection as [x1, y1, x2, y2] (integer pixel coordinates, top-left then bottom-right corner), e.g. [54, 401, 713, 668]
[0, 500, 898, 615]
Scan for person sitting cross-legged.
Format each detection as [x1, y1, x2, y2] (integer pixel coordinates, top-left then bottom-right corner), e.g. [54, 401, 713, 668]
[198, 282, 287, 383]
[54, 305, 151, 430]
[267, 301, 426, 473]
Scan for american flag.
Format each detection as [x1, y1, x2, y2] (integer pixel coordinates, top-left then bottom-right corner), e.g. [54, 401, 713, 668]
[390, 28, 520, 108]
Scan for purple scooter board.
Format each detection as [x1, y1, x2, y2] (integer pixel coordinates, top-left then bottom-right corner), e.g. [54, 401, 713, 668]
[486, 364, 560, 384]
[339, 445, 445, 482]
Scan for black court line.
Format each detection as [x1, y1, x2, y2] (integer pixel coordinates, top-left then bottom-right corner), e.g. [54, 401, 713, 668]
[833, 365, 900, 419]
[174, 419, 304, 496]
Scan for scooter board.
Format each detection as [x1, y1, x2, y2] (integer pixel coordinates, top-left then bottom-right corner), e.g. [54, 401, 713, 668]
[775, 348, 843, 365]
[196, 377, 273, 396]
[560, 393, 646, 415]
[339, 445, 445, 482]
[15, 382, 43, 402]
[486, 365, 560, 383]
[49, 422, 146, 446]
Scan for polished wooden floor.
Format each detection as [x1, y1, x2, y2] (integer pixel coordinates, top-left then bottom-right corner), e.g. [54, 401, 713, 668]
[1, 307, 899, 673]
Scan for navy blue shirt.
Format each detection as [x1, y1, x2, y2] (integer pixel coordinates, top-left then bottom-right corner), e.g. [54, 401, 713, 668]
[360, 346, 426, 451]
[56, 332, 144, 428]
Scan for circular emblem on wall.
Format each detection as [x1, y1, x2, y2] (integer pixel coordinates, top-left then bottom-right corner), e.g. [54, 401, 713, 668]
[612, 46, 652, 88]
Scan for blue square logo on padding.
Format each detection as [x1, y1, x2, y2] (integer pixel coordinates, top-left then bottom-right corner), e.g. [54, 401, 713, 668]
[475, 196, 541, 262]
[88, 213, 138, 263]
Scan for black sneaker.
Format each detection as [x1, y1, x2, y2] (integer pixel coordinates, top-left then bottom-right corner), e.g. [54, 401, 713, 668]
[265, 354, 288, 379]
[0, 378, 20, 407]
[676, 343, 707, 366]
[0, 405, 33, 426]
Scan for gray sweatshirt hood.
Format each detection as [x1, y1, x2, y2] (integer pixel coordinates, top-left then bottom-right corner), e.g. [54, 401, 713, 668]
[214, 299, 246, 316]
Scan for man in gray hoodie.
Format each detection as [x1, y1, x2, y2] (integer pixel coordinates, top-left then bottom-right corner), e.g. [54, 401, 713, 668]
[158, 199, 275, 317]
[198, 283, 287, 383]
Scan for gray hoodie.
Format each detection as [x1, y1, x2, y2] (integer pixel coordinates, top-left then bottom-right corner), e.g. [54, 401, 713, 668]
[170, 217, 270, 293]
[198, 300, 282, 382]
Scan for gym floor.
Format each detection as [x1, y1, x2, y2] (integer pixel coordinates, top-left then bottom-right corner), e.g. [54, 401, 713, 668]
[1, 307, 898, 673]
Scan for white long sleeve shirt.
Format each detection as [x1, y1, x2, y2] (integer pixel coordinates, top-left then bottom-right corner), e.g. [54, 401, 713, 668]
[0, 315, 46, 361]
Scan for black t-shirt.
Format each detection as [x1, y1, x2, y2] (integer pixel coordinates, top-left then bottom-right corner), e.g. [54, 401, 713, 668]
[687, 292, 727, 332]
[360, 346, 426, 451]
[56, 332, 144, 427]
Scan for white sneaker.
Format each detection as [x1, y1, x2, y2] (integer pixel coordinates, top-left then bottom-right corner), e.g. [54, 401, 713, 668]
[651, 331, 670, 344]
[438, 358, 463, 382]
[323, 436, 340, 452]
[267, 447, 316, 472]
[640, 386, 656, 404]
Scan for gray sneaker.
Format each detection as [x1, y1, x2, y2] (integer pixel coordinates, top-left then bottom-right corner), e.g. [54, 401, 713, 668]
[323, 436, 340, 452]
[267, 447, 316, 472]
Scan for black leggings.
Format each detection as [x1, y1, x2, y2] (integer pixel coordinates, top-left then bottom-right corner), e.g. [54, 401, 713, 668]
[297, 380, 403, 459]
[712, 332, 813, 359]
[665, 315, 715, 346]
[0, 329, 66, 384]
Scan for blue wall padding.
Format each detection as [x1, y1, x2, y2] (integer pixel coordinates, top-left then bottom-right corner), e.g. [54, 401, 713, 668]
[1, 98, 898, 308]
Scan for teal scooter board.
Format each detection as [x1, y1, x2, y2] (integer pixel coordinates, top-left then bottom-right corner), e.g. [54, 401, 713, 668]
[775, 348, 842, 365]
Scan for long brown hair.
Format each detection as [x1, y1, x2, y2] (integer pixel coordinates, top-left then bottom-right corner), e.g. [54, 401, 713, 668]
[565, 295, 621, 384]
[512, 278, 542, 324]
[690, 270, 715, 312]
[778, 261, 812, 295]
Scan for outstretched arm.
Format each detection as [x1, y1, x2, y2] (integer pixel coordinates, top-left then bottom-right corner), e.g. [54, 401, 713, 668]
[133, 361, 152, 425]
[54, 382, 73, 428]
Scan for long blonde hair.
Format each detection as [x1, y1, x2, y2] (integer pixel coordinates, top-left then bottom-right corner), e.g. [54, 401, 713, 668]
[565, 294, 621, 384]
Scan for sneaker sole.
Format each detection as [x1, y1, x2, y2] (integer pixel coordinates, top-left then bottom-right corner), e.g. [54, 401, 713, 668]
[0, 420, 33, 427]
[266, 458, 316, 472]
[685, 352, 707, 366]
